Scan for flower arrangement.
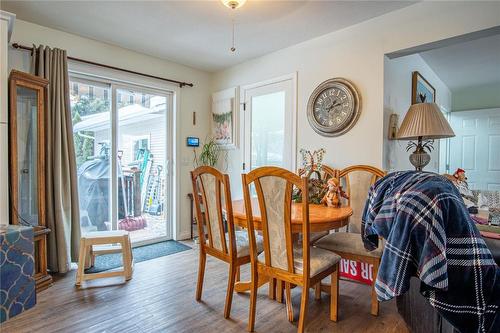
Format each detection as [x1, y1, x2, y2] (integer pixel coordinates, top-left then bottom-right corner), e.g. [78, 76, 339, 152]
[293, 148, 328, 204]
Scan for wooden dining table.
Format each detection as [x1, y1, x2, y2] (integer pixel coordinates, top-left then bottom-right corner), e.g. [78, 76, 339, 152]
[230, 198, 353, 294]
[232, 198, 353, 233]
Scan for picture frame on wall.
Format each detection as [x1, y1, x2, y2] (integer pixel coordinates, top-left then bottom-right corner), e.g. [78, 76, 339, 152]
[412, 71, 436, 104]
[211, 87, 239, 149]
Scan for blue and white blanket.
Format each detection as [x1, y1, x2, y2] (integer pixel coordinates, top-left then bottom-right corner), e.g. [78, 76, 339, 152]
[362, 171, 499, 333]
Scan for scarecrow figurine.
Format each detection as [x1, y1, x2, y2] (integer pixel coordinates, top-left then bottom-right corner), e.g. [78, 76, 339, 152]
[453, 168, 467, 182]
[444, 168, 475, 208]
[321, 177, 349, 208]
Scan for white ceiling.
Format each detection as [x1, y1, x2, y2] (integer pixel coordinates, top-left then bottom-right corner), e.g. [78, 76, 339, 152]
[420, 33, 500, 92]
[1, 0, 414, 72]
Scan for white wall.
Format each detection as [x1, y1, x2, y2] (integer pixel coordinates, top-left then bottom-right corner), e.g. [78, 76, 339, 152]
[383, 54, 452, 173]
[8, 19, 212, 239]
[212, 1, 500, 199]
[0, 11, 15, 225]
[452, 82, 500, 111]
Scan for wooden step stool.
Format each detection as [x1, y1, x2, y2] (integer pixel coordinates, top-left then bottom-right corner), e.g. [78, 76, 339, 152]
[76, 230, 133, 286]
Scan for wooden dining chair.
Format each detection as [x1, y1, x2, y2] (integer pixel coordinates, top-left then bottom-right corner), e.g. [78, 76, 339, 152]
[191, 166, 263, 319]
[242, 166, 341, 333]
[314, 165, 386, 316]
[293, 164, 338, 303]
[297, 164, 336, 181]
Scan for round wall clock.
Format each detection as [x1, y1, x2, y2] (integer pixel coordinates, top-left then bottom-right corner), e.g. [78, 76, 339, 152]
[307, 78, 361, 137]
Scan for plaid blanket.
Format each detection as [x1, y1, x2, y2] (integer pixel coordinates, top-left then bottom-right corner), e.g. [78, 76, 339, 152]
[362, 171, 500, 333]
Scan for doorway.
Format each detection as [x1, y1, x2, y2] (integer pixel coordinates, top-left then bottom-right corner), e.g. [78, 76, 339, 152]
[241, 74, 297, 172]
[446, 108, 500, 190]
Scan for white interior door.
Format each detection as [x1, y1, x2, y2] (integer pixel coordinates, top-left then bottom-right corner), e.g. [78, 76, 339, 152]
[242, 76, 296, 172]
[448, 108, 500, 190]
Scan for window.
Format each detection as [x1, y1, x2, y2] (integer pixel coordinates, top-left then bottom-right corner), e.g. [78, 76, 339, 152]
[72, 82, 79, 95]
[129, 94, 134, 104]
[88, 86, 94, 100]
[242, 75, 296, 171]
[103, 89, 108, 101]
[141, 93, 146, 106]
[131, 136, 150, 160]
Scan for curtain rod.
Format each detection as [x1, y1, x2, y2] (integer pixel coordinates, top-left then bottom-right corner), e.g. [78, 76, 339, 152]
[11, 43, 194, 88]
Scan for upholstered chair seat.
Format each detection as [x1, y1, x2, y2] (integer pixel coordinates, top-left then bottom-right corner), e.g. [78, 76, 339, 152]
[310, 231, 329, 244]
[227, 230, 264, 257]
[315, 232, 383, 258]
[258, 246, 341, 277]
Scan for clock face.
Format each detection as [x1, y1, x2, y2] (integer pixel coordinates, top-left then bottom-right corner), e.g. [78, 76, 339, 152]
[307, 78, 360, 137]
[312, 86, 354, 129]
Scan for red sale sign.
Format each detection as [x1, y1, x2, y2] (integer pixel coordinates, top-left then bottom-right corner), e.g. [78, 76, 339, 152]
[339, 259, 374, 285]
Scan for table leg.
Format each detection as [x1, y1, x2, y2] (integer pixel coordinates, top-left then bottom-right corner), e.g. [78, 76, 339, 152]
[276, 279, 284, 303]
[269, 278, 276, 300]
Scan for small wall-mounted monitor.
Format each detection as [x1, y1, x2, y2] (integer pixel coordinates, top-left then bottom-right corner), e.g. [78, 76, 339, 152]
[186, 137, 200, 147]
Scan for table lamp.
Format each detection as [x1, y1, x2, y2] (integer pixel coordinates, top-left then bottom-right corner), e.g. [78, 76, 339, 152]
[397, 102, 455, 171]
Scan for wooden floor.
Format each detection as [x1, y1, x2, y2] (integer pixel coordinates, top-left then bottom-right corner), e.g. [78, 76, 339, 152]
[1, 242, 409, 333]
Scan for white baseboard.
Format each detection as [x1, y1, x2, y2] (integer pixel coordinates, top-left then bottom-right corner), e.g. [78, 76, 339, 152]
[176, 231, 192, 241]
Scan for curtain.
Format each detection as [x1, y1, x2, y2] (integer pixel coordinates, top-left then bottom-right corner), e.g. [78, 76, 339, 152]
[31, 45, 80, 273]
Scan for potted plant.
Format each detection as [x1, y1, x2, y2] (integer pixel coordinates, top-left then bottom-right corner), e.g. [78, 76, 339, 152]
[195, 137, 224, 169]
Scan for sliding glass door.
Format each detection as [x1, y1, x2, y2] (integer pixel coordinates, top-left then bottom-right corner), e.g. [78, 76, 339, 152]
[116, 87, 169, 243]
[71, 79, 112, 234]
[70, 76, 172, 245]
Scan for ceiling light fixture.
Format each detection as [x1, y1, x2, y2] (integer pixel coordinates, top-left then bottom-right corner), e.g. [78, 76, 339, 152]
[221, 0, 246, 53]
[221, 0, 246, 10]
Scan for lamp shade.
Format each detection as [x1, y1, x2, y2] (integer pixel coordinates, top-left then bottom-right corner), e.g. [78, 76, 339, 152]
[397, 102, 455, 140]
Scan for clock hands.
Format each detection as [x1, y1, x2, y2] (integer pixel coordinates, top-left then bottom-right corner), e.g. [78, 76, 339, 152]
[326, 100, 341, 112]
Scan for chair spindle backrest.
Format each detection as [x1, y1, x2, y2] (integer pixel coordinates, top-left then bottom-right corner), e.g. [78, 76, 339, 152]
[191, 166, 236, 257]
[242, 167, 309, 277]
[338, 165, 386, 233]
[298, 164, 337, 181]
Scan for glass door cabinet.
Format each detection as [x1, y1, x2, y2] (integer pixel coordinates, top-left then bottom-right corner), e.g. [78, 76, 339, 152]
[9, 70, 52, 291]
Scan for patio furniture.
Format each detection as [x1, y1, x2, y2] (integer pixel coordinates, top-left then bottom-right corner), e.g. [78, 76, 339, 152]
[190, 166, 263, 319]
[76, 230, 133, 286]
[315, 165, 386, 316]
[242, 166, 343, 333]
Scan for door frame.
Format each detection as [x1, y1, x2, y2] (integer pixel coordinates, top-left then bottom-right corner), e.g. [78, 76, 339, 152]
[69, 69, 179, 246]
[239, 72, 298, 172]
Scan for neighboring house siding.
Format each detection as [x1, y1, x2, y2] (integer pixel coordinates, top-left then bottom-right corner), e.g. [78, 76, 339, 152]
[93, 117, 166, 172]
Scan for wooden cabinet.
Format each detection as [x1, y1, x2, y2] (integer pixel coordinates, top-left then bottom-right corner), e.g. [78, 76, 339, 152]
[8, 70, 52, 291]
